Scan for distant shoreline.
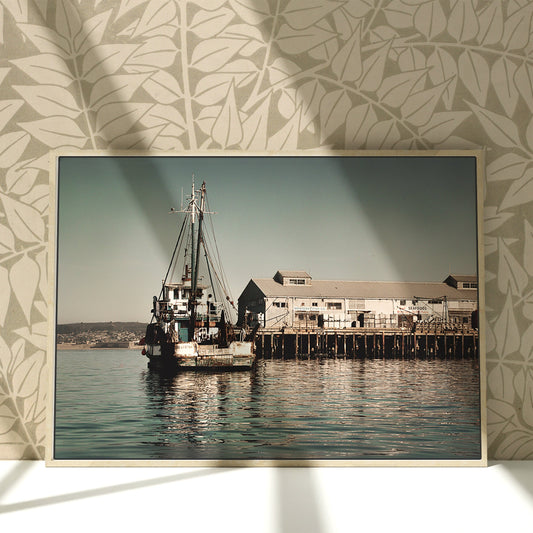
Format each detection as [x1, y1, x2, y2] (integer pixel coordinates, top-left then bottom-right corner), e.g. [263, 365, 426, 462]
[57, 343, 143, 351]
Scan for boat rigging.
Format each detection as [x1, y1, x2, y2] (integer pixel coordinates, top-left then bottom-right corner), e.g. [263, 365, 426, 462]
[142, 178, 255, 369]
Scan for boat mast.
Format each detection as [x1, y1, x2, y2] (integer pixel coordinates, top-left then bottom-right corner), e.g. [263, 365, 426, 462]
[192, 182, 206, 295]
[188, 180, 207, 341]
[190, 178, 197, 293]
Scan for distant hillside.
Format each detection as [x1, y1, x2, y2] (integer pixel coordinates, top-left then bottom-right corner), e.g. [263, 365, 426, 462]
[57, 322, 147, 335]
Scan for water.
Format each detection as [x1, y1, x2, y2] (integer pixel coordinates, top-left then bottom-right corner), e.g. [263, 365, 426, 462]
[54, 350, 481, 461]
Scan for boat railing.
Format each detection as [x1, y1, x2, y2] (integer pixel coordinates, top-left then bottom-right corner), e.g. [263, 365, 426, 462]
[196, 313, 222, 322]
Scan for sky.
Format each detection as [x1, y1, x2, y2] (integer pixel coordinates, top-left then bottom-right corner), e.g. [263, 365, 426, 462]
[55, 154, 479, 323]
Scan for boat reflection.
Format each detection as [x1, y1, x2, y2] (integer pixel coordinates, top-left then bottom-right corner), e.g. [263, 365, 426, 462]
[141, 365, 258, 458]
[140, 358, 481, 461]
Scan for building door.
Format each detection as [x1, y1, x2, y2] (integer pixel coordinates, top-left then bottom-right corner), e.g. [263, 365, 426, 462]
[398, 314, 413, 328]
[358, 313, 365, 327]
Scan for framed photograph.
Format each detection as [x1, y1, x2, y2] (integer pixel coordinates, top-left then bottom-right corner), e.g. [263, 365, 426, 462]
[47, 151, 487, 466]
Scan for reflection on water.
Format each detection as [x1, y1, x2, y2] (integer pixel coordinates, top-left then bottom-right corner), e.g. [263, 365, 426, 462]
[54, 350, 481, 460]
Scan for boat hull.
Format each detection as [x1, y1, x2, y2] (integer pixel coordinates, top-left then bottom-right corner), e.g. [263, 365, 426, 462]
[145, 340, 255, 370]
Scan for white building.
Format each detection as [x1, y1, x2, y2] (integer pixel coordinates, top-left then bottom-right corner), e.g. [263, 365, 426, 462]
[238, 271, 478, 330]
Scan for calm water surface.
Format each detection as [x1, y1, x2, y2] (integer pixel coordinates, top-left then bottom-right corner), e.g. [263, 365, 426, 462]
[54, 350, 481, 460]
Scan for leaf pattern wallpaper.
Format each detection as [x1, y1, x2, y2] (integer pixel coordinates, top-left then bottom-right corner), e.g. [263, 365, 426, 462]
[0, 0, 532, 460]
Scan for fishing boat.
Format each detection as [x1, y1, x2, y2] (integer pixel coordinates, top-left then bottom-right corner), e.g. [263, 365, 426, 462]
[142, 179, 256, 370]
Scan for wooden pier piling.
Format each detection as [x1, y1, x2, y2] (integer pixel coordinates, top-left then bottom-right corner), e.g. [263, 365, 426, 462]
[255, 327, 479, 360]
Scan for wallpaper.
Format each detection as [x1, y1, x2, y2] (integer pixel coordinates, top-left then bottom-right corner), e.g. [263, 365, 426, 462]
[0, 0, 532, 460]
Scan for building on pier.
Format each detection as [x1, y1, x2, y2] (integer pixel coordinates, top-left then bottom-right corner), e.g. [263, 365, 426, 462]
[238, 270, 478, 330]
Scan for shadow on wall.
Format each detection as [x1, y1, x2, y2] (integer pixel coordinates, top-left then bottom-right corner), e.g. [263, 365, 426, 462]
[0, 462, 36, 502]
[0, 462, 329, 533]
[276, 468, 326, 533]
[335, 155, 479, 283]
[501, 461, 533, 504]
[40, 1, 483, 530]
[0, 463, 235, 515]
[42, 0, 328, 528]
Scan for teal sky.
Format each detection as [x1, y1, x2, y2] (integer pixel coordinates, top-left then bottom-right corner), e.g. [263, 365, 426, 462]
[56, 155, 478, 323]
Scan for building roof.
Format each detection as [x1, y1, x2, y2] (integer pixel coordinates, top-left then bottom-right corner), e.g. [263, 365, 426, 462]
[249, 278, 476, 301]
[446, 274, 478, 283]
[275, 270, 312, 279]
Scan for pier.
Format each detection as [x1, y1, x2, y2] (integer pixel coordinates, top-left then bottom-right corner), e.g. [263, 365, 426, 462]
[254, 326, 479, 359]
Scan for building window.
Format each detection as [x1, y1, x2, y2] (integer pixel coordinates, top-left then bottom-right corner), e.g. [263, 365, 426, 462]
[298, 314, 304, 320]
[312, 302, 318, 307]
[327, 302, 342, 310]
[289, 278, 305, 285]
[273, 302, 287, 308]
[400, 299, 406, 305]
[428, 299, 441, 304]
[309, 315, 316, 321]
